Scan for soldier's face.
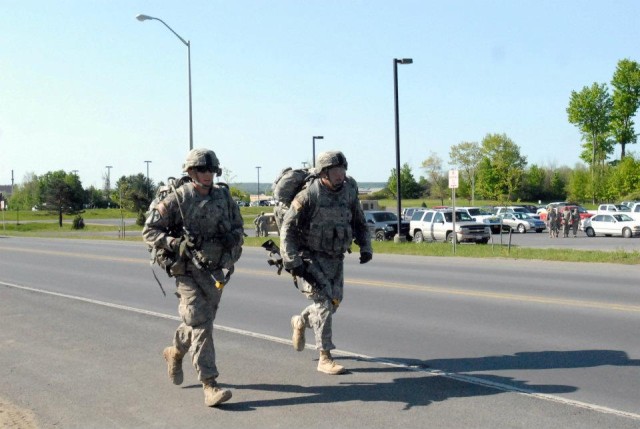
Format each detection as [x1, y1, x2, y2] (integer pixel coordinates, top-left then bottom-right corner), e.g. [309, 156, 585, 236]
[323, 166, 346, 191]
[189, 167, 214, 190]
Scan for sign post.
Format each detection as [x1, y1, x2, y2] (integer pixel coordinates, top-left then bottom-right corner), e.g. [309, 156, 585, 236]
[448, 170, 459, 254]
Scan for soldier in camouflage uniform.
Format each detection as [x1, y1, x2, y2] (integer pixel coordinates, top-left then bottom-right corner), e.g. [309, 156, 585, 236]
[253, 212, 264, 236]
[281, 151, 372, 375]
[142, 148, 244, 407]
[571, 208, 580, 237]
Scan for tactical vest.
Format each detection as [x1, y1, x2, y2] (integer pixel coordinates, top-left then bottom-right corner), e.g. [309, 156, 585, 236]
[175, 183, 242, 270]
[304, 178, 357, 256]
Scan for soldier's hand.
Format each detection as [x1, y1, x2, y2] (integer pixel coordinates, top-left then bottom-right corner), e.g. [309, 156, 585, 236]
[359, 251, 372, 264]
[173, 236, 195, 259]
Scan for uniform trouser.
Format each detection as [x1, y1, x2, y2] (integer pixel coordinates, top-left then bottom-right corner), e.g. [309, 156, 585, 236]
[572, 222, 579, 236]
[173, 266, 222, 383]
[297, 252, 344, 351]
[563, 223, 571, 237]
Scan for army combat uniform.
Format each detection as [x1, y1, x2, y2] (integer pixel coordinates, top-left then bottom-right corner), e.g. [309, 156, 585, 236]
[281, 151, 372, 374]
[142, 148, 243, 407]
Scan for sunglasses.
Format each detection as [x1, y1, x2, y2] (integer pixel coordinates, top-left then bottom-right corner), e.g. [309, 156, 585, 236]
[195, 166, 215, 173]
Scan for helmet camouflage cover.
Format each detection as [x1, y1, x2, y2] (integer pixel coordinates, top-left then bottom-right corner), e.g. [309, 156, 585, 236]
[315, 151, 348, 173]
[182, 148, 220, 173]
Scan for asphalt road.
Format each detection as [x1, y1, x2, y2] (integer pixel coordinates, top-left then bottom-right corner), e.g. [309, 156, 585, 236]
[0, 237, 639, 428]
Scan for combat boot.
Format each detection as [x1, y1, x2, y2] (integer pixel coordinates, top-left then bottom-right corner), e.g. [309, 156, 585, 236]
[162, 346, 184, 385]
[203, 381, 232, 407]
[291, 315, 306, 351]
[317, 350, 345, 375]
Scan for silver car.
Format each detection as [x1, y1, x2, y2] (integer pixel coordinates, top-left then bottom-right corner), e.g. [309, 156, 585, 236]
[498, 212, 546, 233]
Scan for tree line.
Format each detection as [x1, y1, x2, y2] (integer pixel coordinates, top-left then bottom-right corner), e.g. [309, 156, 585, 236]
[381, 58, 640, 205]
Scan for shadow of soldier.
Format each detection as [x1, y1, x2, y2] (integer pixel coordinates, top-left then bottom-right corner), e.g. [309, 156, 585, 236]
[220, 359, 577, 412]
[375, 349, 640, 373]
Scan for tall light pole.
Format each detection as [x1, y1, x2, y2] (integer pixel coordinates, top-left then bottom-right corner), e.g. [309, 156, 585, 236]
[393, 58, 413, 243]
[312, 136, 324, 168]
[144, 160, 152, 200]
[255, 166, 261, 203]
[137, 14, 193, 150]
[105, 165, 113, 209]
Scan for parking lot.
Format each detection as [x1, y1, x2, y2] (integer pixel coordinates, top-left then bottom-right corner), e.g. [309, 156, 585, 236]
[484, 229, 640, 252]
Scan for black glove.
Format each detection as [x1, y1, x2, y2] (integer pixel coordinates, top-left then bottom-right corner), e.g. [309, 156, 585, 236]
[359, 251, 372, 264]
[172, 236, 195, 259]
[289, 264, 305, 278]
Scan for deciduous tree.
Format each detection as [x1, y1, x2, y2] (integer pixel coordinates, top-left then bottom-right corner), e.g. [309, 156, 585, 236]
[611, 59, 640, 159]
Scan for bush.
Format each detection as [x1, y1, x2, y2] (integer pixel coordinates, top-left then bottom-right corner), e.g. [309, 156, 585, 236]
[72, 215, 85, 230]
[136, 210, 146, 227]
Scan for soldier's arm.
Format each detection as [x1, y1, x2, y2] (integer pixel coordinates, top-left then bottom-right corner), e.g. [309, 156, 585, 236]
[225, 189, 245, 242]
[350, 178, 373, 254]
[142, 196, 181, 251]
[281, 190, 309, 269]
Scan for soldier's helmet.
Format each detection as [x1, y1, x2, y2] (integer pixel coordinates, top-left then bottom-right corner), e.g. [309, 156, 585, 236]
[182, 148, 221, 174]
[315, 151, 348, 173]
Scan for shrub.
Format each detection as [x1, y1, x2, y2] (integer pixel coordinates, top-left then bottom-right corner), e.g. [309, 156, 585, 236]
[136, 210, 146, 227]
[72, 215, 85, 230]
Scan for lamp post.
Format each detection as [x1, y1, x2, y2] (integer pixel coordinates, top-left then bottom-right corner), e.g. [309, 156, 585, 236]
[144, 160, 152, 200]
[302, 161, 308, 169]
[312, 136, 324, 168]
[393, 58, 412, 243]
[255, 166, 261, 204]
[137, 14, 193, 150]
[105, 165, 113, 208]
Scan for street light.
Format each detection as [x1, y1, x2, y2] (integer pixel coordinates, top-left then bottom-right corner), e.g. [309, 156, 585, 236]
[255, 166, 261, 204]
[144, 160, 152, 200]
[312, 136, 324, 168]
[105, 165, 113, 208]
[393, 58, 412, 243]
[137, 14, 193, 150]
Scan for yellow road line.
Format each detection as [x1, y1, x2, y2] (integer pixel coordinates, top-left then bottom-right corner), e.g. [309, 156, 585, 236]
[2, 246, 639, 313]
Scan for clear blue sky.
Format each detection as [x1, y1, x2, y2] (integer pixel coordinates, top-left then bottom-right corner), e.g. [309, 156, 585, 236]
[2, 1, 640, 190]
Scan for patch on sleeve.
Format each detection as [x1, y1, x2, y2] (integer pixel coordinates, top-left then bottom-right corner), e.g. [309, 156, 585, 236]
[157, 202, 168, 218]
[291, 199, 303, 211]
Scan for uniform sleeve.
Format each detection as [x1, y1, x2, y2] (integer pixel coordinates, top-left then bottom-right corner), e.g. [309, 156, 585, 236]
[141, 194, 181, 251]
[227, 191, 245, 241]
[350, 178, 372, 254]
[280, 189, 310, 269]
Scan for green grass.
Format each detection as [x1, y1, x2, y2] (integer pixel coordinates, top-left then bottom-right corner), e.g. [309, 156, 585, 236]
[2, 208, 638, 264]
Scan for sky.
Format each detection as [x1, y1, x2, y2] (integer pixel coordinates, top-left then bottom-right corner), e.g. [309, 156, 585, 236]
[2, 1, 640, 190]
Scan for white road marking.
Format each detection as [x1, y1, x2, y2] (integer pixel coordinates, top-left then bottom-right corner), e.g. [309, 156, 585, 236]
[2, 280, 639, 421]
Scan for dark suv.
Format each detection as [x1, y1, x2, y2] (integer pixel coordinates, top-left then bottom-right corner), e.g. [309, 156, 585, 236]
[364, 210, 411, 241]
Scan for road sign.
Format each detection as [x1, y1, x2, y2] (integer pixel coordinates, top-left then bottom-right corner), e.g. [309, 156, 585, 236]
[448, 169, 459, 189]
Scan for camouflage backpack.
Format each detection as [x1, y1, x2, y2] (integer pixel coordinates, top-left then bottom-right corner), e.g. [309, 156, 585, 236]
[271, 167, 316, 231]
[145, 176, 192, 275]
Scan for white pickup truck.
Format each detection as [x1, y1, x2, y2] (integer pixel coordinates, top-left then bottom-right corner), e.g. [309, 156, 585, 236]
[409, 209, 491, 244]
[597, 204, 640, 221]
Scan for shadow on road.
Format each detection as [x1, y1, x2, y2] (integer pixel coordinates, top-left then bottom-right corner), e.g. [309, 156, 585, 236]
[219, 349, 638, 411]
[379, 349, 640, 372]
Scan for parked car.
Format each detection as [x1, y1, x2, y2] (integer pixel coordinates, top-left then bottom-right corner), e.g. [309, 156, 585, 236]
[457, 206, 503, 234]
[520, 204, 539, 214]
[261, 213, 280, 236]
[402, 207, 424, 222]
[580, 213, 640, 238]
[597, 204, 631, 214]
[539, 203, 591, 221]
[364, 210, 411, 241]
[409, 209, 490, 244]
[498, 212, 546, 233]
